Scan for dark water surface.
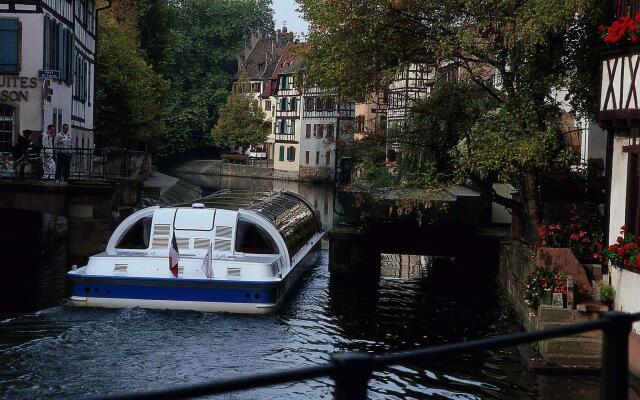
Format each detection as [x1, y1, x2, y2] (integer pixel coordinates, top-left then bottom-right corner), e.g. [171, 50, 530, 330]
[0, 174, 601, 399]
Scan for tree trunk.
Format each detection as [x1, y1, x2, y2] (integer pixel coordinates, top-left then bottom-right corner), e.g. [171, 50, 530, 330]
[523, 171, 540, 235]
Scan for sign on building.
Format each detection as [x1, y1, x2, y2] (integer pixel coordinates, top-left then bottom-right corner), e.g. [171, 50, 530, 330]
[38, 70, 61, 80]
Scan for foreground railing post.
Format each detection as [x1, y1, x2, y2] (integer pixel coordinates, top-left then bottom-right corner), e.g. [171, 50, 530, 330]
[601, 311, 632, 400]
[331, 352, 373, 400]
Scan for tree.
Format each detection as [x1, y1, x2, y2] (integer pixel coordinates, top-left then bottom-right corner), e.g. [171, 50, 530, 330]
[211, 77, 270, 148]
[131, 0, 172, 72]
[159, 0, 274, 157]
[298, 0, 602, 230]
[95, 0, 168, 149]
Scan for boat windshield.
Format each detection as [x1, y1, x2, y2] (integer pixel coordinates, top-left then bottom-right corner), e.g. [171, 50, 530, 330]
[235, 219, 278, 254]
[115, 216, 152, 250]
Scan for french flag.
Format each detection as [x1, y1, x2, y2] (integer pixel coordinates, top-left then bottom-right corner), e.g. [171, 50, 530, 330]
[169, 232, 180, 278]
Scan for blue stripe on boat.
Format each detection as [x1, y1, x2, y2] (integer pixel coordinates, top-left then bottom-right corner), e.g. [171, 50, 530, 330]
[70, 277, 278, 303]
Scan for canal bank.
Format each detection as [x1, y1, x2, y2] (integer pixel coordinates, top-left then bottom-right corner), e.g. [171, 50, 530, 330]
[498, 239, 608, 372]
[170, 159, 332, 183]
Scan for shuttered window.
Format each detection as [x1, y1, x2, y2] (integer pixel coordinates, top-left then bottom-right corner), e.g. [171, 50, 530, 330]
[43, 17, 73, 83]
[278, 145, 285, 161]
[0, 19, 19, 73]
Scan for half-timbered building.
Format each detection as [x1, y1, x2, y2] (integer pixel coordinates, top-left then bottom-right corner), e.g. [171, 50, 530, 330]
[235, 27, 292, 160]
[598, 0, 640, 376]
[0, 0, 96, 152]
[300, 86, 354, 178]
[271, 46, 302, 176]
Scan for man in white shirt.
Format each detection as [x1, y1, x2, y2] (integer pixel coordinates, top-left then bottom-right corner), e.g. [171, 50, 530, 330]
[41, 124, 56, 180]
[55, 123, 73, 182]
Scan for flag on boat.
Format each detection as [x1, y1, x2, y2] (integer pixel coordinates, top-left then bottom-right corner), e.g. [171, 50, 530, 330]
[202, 244, 213, 278]
[169, 232, 180, 278]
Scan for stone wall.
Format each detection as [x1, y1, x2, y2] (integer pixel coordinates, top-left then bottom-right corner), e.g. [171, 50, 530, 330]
[499, 240, 537, 331]
[171, 160, 333, 182]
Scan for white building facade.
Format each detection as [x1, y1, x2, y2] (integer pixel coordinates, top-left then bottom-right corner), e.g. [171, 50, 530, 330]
[0, 0, 95, 153]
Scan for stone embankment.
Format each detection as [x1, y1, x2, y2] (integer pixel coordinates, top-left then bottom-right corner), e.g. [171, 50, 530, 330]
[170, 160, 329, 182]
[499, 240, 604, 371]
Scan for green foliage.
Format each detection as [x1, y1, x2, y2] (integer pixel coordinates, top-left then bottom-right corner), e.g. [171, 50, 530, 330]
[96, 0, 274, 157]
[221, 153, 248, 162]
[598, 283, 615, 304]
[392, 80, 498, 188]
[95, 0, 168, 150]
[130, 0, 172, 72]
[159, 0, 274, 157]
[212, 78, 270, 148]
[298, 0, 603, 226]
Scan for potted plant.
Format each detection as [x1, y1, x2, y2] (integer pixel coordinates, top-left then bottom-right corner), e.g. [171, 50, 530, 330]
[598, 283, 615, 308]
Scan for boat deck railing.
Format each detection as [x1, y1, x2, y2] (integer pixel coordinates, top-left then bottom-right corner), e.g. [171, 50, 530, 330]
[88, 311, 640, 400]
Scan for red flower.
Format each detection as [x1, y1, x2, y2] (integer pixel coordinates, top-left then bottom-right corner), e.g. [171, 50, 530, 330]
[636, 12, 640, 22]
[625, 259, 630, 266]
[617, 236, 624, 244]
[621, 225, 627, 232]
[598, 24, 606, 34]
[632, 34, 638, 43]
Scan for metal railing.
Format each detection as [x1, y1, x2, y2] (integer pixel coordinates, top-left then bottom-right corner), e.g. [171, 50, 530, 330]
[605, 0, 640, 22]
[89, 311, 640, 400]
[0, 147, 149, 182]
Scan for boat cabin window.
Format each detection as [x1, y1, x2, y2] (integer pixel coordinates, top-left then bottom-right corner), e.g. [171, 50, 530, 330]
[115, 216, 152, 250]
[235, 219, 278, 254]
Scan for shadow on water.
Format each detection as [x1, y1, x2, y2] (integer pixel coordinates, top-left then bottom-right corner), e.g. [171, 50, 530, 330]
[0, 209, 69, 314]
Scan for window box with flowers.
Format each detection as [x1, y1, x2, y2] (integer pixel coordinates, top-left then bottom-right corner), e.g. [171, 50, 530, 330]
[597, 226, 640, 272]
[599, 13, 640, 45]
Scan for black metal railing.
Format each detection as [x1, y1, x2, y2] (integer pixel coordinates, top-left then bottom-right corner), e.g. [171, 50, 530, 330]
[0, 147, 149, 182]
[88, 311, 640, 400]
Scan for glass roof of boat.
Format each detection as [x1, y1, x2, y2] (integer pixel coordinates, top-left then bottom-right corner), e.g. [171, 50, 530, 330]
[173, 189, 272, 210]
[176, 190, 322, 258]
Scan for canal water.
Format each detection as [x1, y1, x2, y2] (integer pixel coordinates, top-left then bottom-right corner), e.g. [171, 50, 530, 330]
[0, 174, 601, 399]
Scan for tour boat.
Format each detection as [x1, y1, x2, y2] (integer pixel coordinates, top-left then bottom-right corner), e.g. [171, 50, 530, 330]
[67, 192, 325, 314]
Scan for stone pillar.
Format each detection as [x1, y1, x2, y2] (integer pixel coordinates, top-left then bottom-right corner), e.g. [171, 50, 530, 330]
[67, 198, 112, 264]
[329, 225, 380, 284]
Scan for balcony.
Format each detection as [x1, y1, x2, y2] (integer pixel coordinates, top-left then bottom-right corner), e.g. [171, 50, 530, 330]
[599, 1, 640, 127]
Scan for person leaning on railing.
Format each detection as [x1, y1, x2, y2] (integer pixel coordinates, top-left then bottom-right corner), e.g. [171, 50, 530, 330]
[27, 131, 43, 180]
[41, 124, 56, 180]
[55, 123, 72, 182]
[11, 129, 30, 179]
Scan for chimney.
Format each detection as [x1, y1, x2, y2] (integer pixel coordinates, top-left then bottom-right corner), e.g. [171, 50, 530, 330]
[282, 25, 288, 33]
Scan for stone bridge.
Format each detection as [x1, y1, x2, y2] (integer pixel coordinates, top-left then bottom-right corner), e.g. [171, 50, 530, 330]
[0, 180, 140, 259]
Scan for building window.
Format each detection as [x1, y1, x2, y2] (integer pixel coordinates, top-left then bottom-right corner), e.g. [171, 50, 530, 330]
[279, 75, 289, 90]
[305, 124, 311, 139]
[0, 105, 15, 153]
[287, 146, 296, 162]
[44, 18, 73, 82]
[305, 97, 315, 111]
[251, 82, 260, 93]
[317, 124, 324, 139]
[626, 152, 640, 236]
[315, 151, 319, 165]
[325, 151, 330, 166]
[326, 97, 335, 111]
[290, 97, 297, 112]
[279, 145, 285, 161]
[73, 52, 88, 102]
[305, 151, 309, 164]
[0, 19, 20, 73]
[326, 124, 334, 138]
[355, 115, 365, 133]
[279, 97, 287, 111]
[265, 100, 271, 111]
